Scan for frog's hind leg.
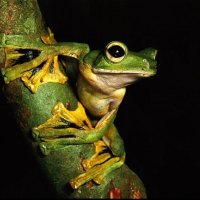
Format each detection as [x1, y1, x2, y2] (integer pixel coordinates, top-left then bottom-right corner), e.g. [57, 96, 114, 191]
[81, 140, 112, 171]
[69, 140, 125, 189]
[92, 153, 125, 184]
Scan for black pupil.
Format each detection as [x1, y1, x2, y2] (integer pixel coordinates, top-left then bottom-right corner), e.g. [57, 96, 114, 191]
[108, 45, 125, 58]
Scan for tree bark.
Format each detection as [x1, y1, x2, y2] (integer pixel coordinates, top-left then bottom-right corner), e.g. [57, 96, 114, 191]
[0, 0, 147, 198]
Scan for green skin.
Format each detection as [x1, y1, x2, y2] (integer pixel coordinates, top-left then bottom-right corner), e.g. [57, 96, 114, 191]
[78, 41, 157, 118]
[0, 34, 157, 188]
[35, 42, 156, 157]
[76, 41, 157, 156]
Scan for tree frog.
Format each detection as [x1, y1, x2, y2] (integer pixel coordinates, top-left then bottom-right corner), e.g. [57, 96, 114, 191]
[77, 41, 157, 118]
[75, 41, 157, 173]
[0, 31, 157, 189]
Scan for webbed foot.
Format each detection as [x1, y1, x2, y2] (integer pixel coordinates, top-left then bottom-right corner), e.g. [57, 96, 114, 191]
[70, 150, 125, 189]
[21, 56, 67, 93]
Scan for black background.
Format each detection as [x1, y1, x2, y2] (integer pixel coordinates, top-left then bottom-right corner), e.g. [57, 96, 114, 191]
[1, 0, 200, 198]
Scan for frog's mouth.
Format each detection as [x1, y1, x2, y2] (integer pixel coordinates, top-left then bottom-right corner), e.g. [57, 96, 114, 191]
[92, 68, 156, 78]
[91, 68, 156, 91]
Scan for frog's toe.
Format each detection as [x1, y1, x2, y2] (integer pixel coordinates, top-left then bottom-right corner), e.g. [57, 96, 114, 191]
[21, 57, 67, 93]
[69, 154, 125, 189]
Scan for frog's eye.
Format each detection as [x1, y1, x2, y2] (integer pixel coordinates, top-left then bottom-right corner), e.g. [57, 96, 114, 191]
[105, 41, 128, 63]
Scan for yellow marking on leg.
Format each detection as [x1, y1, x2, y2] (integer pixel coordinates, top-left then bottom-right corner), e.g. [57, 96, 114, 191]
[70, 156, 120, 189]
[21, 56, 67, 93]
[82, 140, 108, 170]
[93, 153, 125, 184]
[82, 152, 111, 171]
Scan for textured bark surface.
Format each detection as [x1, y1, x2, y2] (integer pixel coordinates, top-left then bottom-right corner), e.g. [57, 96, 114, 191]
[0, 0, 147, 198]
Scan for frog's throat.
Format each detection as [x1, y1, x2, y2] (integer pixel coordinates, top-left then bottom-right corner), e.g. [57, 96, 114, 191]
[79, 62, 150, 94]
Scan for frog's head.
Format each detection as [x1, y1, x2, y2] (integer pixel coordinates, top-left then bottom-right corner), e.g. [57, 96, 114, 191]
[81, 41, 157, 92]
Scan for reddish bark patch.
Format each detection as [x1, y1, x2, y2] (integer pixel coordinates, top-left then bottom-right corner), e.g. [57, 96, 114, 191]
[109, 180, 122, 199]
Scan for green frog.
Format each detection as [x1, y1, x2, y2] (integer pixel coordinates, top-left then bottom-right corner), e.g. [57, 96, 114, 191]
[77, 41, 157, 118]
[0, 31, 157, 189]
[75, 41, 157, 168]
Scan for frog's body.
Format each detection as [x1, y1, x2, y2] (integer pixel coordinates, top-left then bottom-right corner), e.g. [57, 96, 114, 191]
[75, 42, 157, 177]
[77, 72, 126, 117]
[77, 41, 157, 118]
[0, 33, 157, 190]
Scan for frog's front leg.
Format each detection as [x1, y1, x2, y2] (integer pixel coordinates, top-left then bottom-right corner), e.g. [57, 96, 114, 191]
[32, 101, 124, 189]
[0, 31, 90, 93]
[32, 101, 117, 155]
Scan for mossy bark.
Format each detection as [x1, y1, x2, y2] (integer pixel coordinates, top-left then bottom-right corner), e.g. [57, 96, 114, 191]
[0, 0, 147, 198]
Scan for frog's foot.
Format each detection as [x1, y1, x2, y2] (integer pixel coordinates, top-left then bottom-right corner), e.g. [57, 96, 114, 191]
[70, 153, 125, 189]
[32, 103, 117, 155]
[1, 47, 41, 84]
[1, 28, 66, 91]
[81, 140, 112, 171]
[92, 153, 125, 184]
[32, 101, 93, 155]
[21, 56, 67, 93]
[70, 139, 125, 189]
[21, 28, 67, 93]
[1, 30, 89, 89]
[32, 101, 115, 142]
[1, 46, 67, 90]
[32, 101, 92, 139]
